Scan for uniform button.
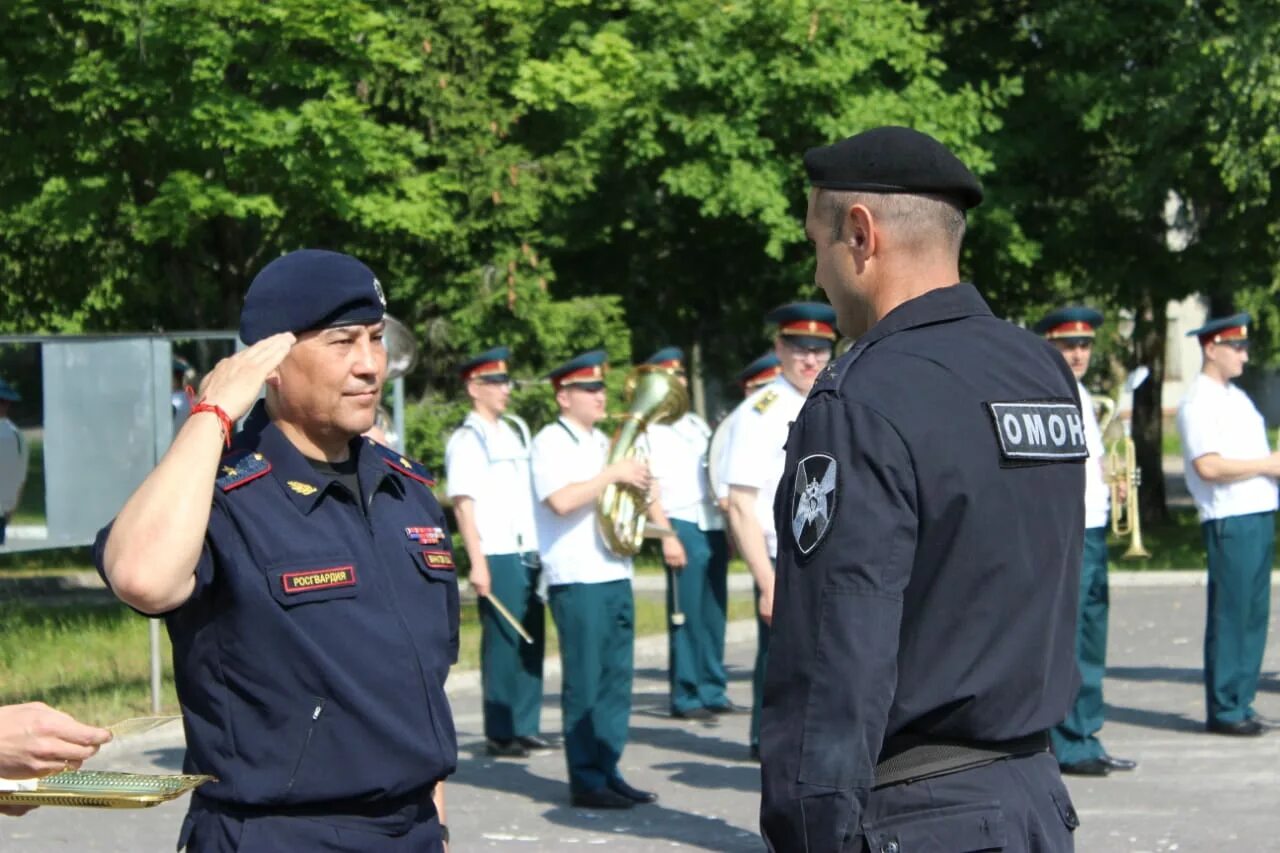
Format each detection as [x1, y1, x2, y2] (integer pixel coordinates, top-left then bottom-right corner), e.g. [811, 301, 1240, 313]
[881, 842, 900, 853]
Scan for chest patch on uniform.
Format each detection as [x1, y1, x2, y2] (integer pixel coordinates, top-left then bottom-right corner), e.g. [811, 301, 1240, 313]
[986, 401, 1089, 463]
[280, 565, 357, 594]
[792, 453, 838, 555]
[419, 550, 455, 571]
[406, 526, 446, 544]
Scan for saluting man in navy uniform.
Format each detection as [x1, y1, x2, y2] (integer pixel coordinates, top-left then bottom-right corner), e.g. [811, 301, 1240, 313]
[712, 352, 783, 512]
[639, 347, 739, 721]
[723, 303, 835, 760]
[95, 250, 458, 851]
[445, 346, 551, 759]
[1036, 307, 1138, 776]
[761, 127, 1084, 852]
[529, 350, 657, 809]
[1177, 313, 1280, 737]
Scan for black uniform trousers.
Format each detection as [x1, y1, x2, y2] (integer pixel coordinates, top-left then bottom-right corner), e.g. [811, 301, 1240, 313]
[859, 752, 1078, 853]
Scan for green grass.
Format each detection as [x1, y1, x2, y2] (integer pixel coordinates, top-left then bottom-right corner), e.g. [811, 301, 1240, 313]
[1, 591, 754, 726]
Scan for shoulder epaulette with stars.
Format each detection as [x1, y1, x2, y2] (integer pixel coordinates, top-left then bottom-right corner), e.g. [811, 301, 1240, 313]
[753, 389, 779, 414]
[216, 450, 272, 492]
[369, 441, 437, 487]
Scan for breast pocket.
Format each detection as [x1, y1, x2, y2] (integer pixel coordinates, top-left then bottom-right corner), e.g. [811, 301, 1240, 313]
[265, 560, 360, 608]
[862, 802, 1008, 852]
[406, 544, 460, 662]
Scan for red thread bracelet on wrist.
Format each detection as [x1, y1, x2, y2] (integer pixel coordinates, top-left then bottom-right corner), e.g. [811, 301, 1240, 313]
[191, 399, 233, 448]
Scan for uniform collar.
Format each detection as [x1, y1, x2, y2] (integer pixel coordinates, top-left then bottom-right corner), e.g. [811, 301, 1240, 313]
[863, 282, 991, 348]
[237, 401, 393, 514]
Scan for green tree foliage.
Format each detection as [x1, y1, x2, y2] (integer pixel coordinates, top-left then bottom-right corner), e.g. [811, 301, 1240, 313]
[926, 0, 1280, 518]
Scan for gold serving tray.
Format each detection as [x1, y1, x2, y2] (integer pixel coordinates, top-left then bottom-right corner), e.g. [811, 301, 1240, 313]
[0, 770, 214, 809]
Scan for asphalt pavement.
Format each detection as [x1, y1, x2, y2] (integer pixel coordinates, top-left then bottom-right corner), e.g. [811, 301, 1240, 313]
[4, 577, 1280, 851]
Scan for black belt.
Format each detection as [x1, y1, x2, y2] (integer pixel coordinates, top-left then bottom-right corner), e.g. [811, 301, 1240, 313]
[194, 783, 435, 822]
[873, 731, 1050, 789]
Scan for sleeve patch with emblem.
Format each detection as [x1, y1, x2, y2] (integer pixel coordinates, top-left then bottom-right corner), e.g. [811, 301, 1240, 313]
[792, 453, 839, 555]
[216, 451, 272, 492]
[986, 400, 1089, 463]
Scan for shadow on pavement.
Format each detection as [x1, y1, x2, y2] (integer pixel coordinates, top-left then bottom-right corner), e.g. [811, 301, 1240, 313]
[652, 759, 760, 793]
[627, 724, 755, 764]
[451, 752, 762, 851]
[143, 746, 187, 771]
[1103, 704, 1204, 733]
[1107, 665, 1201, 684]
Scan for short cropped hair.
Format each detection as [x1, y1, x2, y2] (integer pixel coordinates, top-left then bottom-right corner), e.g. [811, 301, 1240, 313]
[820, 189, 966, 256]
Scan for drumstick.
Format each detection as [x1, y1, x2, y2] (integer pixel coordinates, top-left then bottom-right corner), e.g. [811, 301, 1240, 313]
[486, 591, 534, 644]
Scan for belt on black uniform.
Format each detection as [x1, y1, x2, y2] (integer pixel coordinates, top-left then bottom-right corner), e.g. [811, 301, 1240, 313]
[872, 730, 1050, 789]
[193, 783, 436, 829]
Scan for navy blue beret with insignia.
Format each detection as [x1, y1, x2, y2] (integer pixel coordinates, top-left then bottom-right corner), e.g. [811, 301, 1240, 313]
[767, 302, 838, 349]
[1033, 306, 1104, 342]
[240, 249, 387, 345]
[737, 351, 781, 391]
[643, 347, 684, 369]
[547, 349, 607, 391]
[1187, 312, 1251, 343]
[0, 378, 20, 402]
[804, 126, 984, 210]
[459, 346, 511, 383]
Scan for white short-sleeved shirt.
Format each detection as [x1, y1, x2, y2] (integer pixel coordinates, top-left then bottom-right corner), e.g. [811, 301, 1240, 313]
[1177, 373, 1279, 522]
[646, 412, 724, 531]
[445, 412, 539, 555]
[0, 418, 29, 515]
[722, 376, 807, 557]
[1079, 384, 1110, 530]
[531, 417, 632, 586]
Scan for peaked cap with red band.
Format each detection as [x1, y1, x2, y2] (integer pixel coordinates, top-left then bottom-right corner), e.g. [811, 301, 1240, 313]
[767, 302, 838, 349]
[1033, 306, 1103, 343]
[1187, 312, 1251, 345]
[737, 351, 782, 391]
[459, 345, 510, 383]
[642, 346, 685, 371]
[547, 349, 608, 391]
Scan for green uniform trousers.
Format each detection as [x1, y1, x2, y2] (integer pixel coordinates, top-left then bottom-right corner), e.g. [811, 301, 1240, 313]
[666, 519, 729, 714]
[1051, 525, 1109, 765]
[548, 579, 634, 794]
[478, 552, 545, 741]
[1203, 510, 1274, 725]
[752, 579, 771, 748]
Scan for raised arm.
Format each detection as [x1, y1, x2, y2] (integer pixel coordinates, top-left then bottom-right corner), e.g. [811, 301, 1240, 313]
[101, 334, 295, 614]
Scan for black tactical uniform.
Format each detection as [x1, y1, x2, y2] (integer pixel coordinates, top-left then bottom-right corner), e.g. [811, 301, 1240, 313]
[760, 283, 1085, 852]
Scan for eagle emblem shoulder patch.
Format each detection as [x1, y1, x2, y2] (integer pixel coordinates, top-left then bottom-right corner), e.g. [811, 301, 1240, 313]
[792, 453, 838, 556]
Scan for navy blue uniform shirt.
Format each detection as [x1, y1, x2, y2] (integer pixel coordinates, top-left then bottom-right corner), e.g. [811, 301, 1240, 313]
[94, 401, 459, 808]
[760, 284, 1085, 849]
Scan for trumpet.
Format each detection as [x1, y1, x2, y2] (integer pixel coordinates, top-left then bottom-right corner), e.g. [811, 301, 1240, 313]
[1105, 424, 1151, 559]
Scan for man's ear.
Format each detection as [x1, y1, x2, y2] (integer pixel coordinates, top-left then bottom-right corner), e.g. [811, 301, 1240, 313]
[265, 368, 282, 389]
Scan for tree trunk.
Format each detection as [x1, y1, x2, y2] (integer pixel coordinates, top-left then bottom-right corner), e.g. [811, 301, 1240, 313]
[1131, 289, 1169, 524]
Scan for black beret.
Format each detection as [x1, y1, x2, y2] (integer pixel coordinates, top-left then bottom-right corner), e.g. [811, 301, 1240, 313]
[804, 126, 983, 209]
[240, 249, 386, 345]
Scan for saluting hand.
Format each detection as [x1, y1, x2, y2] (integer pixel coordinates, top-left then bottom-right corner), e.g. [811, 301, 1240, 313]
[195, 333, 296, 421]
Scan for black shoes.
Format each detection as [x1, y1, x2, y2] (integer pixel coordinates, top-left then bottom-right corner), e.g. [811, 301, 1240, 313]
[1099, 753, 1138, 771]
[1206, 718, 1265, 736]
[571, 788, 635, 809]
[516, 735, 555, 751]
[671, 707, 716, 721]
[608, 777, 658, 804]
[707, 701, 748, 715]
[485, 738, 529, 758]
[1060, 758, 1110, 776]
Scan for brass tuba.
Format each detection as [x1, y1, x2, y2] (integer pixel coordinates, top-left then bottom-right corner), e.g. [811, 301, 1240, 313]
[596, 365, 690, 556]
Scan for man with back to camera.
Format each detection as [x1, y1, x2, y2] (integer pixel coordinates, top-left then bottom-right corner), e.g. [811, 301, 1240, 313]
[760, 127, 1084, 851]
[445, 345, 550, 759]
[1177, 313, 1280, 737]
[1035, 306, 1138, 776]
[722, 303, 835, 760]
[95, 249, 458, 851]
[529, 350, 656, 809]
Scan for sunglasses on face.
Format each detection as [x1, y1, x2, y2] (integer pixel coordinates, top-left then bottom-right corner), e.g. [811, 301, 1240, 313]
[1218, 340, 1249, 352]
